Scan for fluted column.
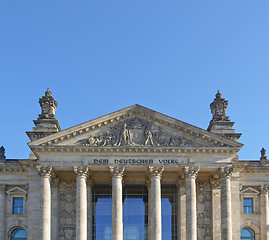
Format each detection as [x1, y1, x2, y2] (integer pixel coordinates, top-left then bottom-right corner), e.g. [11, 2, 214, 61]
[37, 166, 53, 240]
[146, 179, 152, 240]
[210, 178, 221, 240]
[260, 185, 269, 240]
[218, 166, 233, 240]
[0, 184, 6, 240]
[177, 179, 186, 240]
[184, 166, 200, 240]
[73, 166, 89, 240]
[110, 166, 125, 240]
[148, 166, 164, 240]
[87, 178, 93, 240]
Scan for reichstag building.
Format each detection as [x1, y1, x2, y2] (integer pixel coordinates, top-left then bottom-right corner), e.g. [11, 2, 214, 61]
[0, 89, 268, 240]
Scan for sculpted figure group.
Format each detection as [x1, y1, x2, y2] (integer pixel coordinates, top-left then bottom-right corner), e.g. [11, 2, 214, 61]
[77, 117, 196, 147]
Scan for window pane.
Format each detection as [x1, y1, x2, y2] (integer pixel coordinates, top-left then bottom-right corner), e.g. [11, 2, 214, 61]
[13, 197, 23, 214]
[11, 228, 27, 240]
[243, 198, 253, 214]
[240, 228, 254, 240]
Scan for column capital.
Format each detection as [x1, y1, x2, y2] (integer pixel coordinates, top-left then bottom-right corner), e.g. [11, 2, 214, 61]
[73, 166, 89, 179]
[109, 166, 125, 179]
[37, 166, 54, 178]
[260, 184, 269, 194]
[0, 184, 6, 191]
[176, 177, 185, 188]
[148, 166, 164, 179]
[218, 166, 233, 179]
[184, 166, 200, 179]
[210, 178, 221, 189]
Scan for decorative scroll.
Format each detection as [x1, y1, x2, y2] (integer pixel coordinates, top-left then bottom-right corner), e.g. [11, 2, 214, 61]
[109, 166, 125, 178]
[36, 166, 54, 178]
[73, 166, 89, 178]
[197, 182, 212, 240]
[218, 166, 233, 179]
[58, 181, 76, 240]
[184, 166, 200, 179]
[148, 166, 164, 179]
[260, 184, 269, 194]
[76, 117, 202, 147]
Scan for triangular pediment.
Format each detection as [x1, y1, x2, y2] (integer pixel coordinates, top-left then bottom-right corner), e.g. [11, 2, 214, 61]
[28, 105, 243, 150]
[241, 187, 260, 195]
[6, 187, 27, 195]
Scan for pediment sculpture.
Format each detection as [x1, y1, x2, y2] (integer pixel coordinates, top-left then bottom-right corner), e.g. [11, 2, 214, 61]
[76, 117, 202, 147]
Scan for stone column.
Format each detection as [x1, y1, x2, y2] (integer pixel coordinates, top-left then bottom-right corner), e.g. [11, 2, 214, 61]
[146, 179, 152, 240]
[148, 166, 164, 240]
[218, 166, 233, 240]
[0, 184, 6, 240]
[37, 166, 53, 240]
[51, 178, 59, 240]
[177, 179, 186, 240]
[210, 178, 221, 240]
[260, 185, 269, 240]
[73, 166, 89, 240]
[87, 178, 93, 240]
[109, 166, 125, 240]
[184, 166, 200, 240]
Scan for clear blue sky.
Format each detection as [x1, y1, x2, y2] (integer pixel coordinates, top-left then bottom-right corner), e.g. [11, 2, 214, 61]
[0, 1, 268, 160]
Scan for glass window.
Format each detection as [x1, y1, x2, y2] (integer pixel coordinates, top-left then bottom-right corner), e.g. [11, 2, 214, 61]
[123, 185, 148, 240]
[240, 228, 255, 240]
[13, 197, 24, 214]
[92, 185, 112, 240]
[243, 198, 253, 214]
[11, 228, 27, 240]
[161, 185, 177, 240]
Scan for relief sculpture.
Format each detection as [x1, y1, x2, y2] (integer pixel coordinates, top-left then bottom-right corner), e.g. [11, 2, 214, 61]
[76, 117, 199, 147]
[58, 181, 76, 240]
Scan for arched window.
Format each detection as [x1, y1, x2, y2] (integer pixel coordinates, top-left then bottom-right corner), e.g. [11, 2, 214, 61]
[240, 227, 255, 240]
[11, 228, 27, 240]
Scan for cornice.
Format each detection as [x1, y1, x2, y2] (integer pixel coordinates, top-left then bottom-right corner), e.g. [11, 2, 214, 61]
[28, 106, 243, 149]
[31, 146, 239, 156]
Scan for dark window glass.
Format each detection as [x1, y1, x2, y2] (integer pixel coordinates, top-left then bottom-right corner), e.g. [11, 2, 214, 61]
[13, 197, 23, 214]
[240, 228, 255, 240]
[162, 185, 177, 240]
[92, 185, 112, 240]
[11, 228, 27, 240]
[243, 198, 253, 214]
[123, 185, 148, 240]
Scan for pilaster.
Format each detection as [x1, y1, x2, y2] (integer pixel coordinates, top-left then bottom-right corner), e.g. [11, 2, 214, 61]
[210, 178, 221, 240]
[260, 185, 269, 240]
[0, 184, 6, 240]
[218, 166, 233, 240]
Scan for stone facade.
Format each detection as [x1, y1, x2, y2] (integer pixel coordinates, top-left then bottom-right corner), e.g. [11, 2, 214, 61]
[0, 90, 268, 240]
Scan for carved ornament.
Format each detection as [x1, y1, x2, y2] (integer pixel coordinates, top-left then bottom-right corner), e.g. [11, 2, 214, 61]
[76, 117, 202, 147]
[148, 166, 164, 179]
[218, 166, 233, 179]
[210, 178, 221, 189]
[36, 166, 54, 178]
[109, 166, 125, 178]
[73, 166, 89, 178]
[184, 166, 200, 179]
[260, 184, 269, 194]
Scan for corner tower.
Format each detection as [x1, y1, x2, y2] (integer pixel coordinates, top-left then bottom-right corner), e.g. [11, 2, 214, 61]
[26, 89, 61, 142]
[207, 91, 241, 141]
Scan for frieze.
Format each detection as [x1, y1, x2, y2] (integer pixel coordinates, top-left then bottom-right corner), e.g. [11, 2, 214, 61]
[83, 157, 190, 166]
[76, 117, 203, 147]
